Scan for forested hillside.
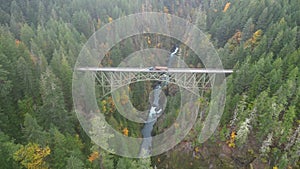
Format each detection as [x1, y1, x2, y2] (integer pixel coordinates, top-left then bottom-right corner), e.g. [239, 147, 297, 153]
[0, 0, 299, 168]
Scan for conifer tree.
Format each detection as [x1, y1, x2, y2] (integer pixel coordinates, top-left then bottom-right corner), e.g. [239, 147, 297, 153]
[23, 113, 48, 146]
[39, 68, 73, 133]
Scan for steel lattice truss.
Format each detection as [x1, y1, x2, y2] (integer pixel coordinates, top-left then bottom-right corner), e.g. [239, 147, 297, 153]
[77, 67, 233, 96]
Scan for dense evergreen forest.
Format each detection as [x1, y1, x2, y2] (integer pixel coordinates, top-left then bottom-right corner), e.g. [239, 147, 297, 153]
[0, 0, 299, 168]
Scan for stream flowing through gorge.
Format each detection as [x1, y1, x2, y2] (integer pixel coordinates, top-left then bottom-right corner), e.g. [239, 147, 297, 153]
[139, 46, 178, 156]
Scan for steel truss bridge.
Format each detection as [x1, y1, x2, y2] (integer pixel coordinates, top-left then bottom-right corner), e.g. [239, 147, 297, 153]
[77, 67, 233, 96]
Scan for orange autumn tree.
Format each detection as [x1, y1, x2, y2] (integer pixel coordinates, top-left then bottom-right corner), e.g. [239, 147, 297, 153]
[15, 39, 21, 46]
[122, 128, 129, 136]
[88, 151, 99, 162]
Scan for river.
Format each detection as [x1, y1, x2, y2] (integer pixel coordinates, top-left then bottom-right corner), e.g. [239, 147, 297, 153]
[139, 46, 178, 157]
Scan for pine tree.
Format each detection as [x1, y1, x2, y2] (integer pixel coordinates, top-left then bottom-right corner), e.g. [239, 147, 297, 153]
[50, 49, 73, 111]
[0, 132, 21, 168]
[16, 56, 34, 98]
[0, 27, 26, 140]
[257, 7, 270, 30]
[49, 127, 68, 169]
[0, 8, 10, 25]
[34, 25, 55, 62]
[72, 10, 93, 37]
[38, 68, 74, 133]
[10, 1, 24, 38]
[66, 156, 84, 169]
[116, 157, 153, 169]
[20, 23, 35, 47]
[47, 127, 85, 169]
[37, 1, 47, 26]
[30, 40, 48, 73]
[0, 64, 11, 101]
[23, 113, 48, 146]
[242, 18, 254, 43]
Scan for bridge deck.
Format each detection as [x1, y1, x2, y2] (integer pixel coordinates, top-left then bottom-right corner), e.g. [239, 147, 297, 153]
[77, 67, 233, 74]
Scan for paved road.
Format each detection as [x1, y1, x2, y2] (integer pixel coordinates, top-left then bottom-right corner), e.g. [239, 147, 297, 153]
[77, 67, 233, 74]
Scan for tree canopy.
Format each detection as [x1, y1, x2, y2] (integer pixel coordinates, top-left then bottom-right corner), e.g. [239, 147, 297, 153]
[0, 0, 299, 168]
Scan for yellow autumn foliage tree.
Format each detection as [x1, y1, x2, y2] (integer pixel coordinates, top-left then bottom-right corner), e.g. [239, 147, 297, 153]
[14, 143, 50, 169]
[108, 16, 113, 23]
[227, 30, 242, 51]
[97, 18, 101, 29]
[147, 36, 151, 45]
[244, 29, 263, 49]
[163, 6, 169, 13]
[226, 131, 237, 148]
[251, 30, 263, 44]
[100, 96, 116, 114]
[223, 2, 231, 12]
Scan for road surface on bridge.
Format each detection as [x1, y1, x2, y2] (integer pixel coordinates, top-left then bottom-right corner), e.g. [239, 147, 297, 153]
[77, 67, 233, 74]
